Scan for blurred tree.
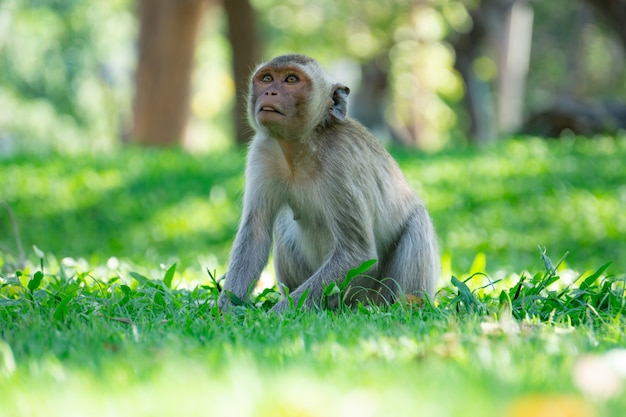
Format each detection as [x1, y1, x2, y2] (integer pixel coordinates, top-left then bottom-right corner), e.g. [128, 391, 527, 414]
[451, 0, 533, 142]
[0, 0, 134, 154]
[132, 0, 208, 146]
[494, 0, 533, 135]
[450, 5, 493, 142]
[3, 0, 626, 153]
[584, 0, 626, 48]
[251, 0, 469, 150]
[131, 0, 260, 147]
[350, 56, 394, 143]
[521, 0, 626, 136]
[223, 0, 261, 145]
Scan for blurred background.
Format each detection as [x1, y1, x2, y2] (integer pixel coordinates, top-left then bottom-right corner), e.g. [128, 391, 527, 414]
[1, 0, 625, 278]
[1, 0, 625, 154]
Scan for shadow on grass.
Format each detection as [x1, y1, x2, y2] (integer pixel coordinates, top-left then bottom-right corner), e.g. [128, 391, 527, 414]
[1, 136, 625, 275]
[0, 146, 245, 269]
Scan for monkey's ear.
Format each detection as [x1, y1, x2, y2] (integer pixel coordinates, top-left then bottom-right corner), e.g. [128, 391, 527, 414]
[330, 84, 350, 121]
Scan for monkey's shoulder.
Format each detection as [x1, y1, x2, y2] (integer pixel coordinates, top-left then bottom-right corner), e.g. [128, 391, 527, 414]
[317, 118, 389, 155]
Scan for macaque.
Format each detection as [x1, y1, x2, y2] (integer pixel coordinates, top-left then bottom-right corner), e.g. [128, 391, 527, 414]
[218, 54, 439, 312]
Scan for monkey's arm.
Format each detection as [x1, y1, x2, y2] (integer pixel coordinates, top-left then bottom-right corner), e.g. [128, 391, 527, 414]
[218, 175, 280, 310]
[219, 216, 272, 305]
[271, 247, 375, 312]
[271, 206, 378, 312]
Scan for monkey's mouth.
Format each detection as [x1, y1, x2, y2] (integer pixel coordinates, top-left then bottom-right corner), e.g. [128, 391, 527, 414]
[259, 106, 284, 115]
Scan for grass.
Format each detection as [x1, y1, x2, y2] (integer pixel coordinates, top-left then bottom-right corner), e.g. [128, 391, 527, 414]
[1, 257, 625, 416]
[2, 136, 626, 275]
[1, 136, 626, 416]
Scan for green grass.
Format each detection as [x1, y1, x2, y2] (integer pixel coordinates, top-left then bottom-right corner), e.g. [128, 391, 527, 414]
[1, 136, 626, 416]
[2, 136, 625, 276]
[1, 257, 625, 416]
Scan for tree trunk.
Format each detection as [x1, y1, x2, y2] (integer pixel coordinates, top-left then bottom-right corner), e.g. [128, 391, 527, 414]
[132, 0, 207, 146]
[223, 0, 261, 145]
[451, 0, 533, 141]
[495, 0, 533, 134]
[451, 9, 496, 142]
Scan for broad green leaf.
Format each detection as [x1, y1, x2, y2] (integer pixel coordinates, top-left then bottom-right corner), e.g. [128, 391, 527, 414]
[28, 271, 43, 292]
[53, 295, 72, 322]
[451, 275, 475, 306]
[163, 263, 177, 289]
[224, 290, 246, 306]
[296, 288, 310, 311]
[343, 259, 377, 289]
[129, 272, 150, 285]
[154, 291, 165, 307]
[580, 262, 612, 291]
[323, 282, 340, 297]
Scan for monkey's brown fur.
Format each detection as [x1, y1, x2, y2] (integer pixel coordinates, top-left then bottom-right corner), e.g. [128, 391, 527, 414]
[218, 54, 439, 312]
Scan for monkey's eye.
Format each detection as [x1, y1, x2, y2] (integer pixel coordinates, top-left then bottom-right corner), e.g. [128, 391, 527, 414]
[260, 74, 273, 83]
[285, 74, 299, 83]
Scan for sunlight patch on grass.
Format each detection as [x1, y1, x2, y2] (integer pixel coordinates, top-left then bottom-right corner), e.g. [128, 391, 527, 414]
[147, 194, 238, 241]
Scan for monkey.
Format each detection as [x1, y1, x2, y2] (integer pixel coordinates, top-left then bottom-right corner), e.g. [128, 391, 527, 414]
[217, 54, 439, 313]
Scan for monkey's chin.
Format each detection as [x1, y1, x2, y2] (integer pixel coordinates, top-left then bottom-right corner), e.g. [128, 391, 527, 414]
[257, 111, 285, 125]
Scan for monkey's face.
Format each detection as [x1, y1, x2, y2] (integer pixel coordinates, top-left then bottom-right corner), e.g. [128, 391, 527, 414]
[249, 64, 314, 136]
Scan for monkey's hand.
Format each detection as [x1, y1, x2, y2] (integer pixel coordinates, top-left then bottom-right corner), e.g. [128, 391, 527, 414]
[218, 288, 251, 312]
[217, 292, 231, 312]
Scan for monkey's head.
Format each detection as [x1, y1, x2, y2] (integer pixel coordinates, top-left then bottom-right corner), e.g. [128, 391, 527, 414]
[248, 54, 350, 139]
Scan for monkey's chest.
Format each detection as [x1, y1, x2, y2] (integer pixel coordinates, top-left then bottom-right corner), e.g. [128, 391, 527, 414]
[274, 198, 333, 268]
[285, 193, 331, 234]
[286, 199, 324, 228]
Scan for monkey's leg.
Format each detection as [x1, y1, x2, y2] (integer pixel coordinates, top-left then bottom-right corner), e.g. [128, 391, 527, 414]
[273, 214, 314, 294]
[378, 207, 439, 303]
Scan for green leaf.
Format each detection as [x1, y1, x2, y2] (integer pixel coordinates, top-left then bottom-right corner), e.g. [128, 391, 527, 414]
[53, 295, 72, 322]
[498, 289, 511, 307]
[154, 291, 166, 307]
[129, 272, 150, 285]
[224, 290, 246, 306]
[538, 245, 554, 274]
[323, 282, 340, 297]
[207, 269, 221, 290]
[296, 288, 310, 311]
[342, 259, 377, 290]
[256, 287, 278, 299]
[28, 271, 43, 291]
[580, 262, 612, 291]
[451, 275, 475, 306]
[163, 263, 177, 289]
